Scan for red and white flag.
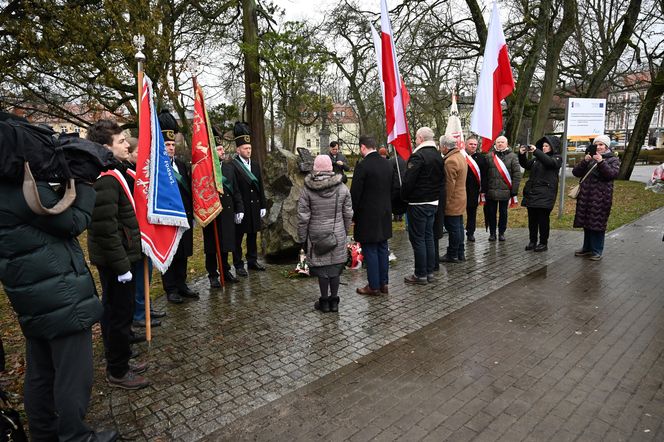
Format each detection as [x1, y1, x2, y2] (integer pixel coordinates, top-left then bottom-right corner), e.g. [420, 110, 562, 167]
[371, 0, 412, 161]
[470, 2, 515, 153]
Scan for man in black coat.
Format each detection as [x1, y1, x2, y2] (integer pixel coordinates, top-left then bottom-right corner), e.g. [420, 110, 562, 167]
[203, 144, 245, 285]
[232, 122, 268, 276]
[464, 137, 488, 242]
[351, 135, 393, 295]
[401, 127, 445, 284]
[328, 140, 350, 183]
[159, 111, 198, 304]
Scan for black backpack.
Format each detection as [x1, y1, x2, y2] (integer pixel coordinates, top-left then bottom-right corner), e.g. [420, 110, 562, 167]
[0, 118, 71, 184]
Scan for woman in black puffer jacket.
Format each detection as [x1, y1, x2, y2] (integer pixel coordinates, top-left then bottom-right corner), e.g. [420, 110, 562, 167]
[519, 136, 563, 252]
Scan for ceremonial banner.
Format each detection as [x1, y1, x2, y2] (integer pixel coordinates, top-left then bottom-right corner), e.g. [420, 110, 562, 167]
[135, 75, 189, 273]
[470, 2, 515, 152]
[371, 0, 412, 161]
[445, 93, 465, 144]
[191, 78, 222, 227]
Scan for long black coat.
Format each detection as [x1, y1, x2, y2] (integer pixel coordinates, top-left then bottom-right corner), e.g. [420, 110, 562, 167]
[350, 151, 392, 243]
[573, 153, 620, 231]
[203, 162, 244, 253]
[519, 148, 562, 209]
[232, 156, 266, 234]
[174, 157, 194, 257]
[466, 151, 488, 208]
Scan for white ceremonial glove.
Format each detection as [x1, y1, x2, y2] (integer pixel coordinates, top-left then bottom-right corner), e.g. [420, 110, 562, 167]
[235, 212, 245, 224]
[117, 271, 133, 284]
[260, 208, 266, 218]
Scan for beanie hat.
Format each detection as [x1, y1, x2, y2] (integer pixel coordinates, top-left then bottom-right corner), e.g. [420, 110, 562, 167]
[593, 135, 611, 149]
[313, 154, 333, 172]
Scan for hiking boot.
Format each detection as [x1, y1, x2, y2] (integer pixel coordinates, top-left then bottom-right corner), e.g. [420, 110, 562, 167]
[107, 371, 149, 390]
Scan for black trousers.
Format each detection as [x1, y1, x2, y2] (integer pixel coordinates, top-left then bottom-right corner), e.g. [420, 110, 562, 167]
[205, 252, 231, 278]
[162, 247, 189, 293]
[24, 329, 94, 442]
[466, 205, 478, 237]
[98, 265, 134, 378]
[234, 230, 258, 268]
[485, 199, 509, 235]
[527, 207, 552, 244]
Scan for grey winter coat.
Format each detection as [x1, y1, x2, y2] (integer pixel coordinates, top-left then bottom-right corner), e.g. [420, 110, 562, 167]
[486, 149, 522, 201]
[297, 172, 353, 267]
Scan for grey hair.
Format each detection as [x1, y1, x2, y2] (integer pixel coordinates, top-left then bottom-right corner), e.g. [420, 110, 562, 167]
[416, 127, 435, 141]
[439, 135, 457, 149]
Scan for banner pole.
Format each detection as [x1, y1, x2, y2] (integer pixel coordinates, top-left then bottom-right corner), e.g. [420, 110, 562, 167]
[213, 218, 225, 287]
[134, 35, 151, 342]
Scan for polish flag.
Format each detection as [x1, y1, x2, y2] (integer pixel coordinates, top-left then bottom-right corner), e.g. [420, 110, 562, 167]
[372, 0, 412, 161]
[470, 2, 515, 152]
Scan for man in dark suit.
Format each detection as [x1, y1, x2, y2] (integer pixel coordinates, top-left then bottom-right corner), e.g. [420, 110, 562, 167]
[328, 140, 350, 183]
[464, 137, 488, 242]
[203, 143, 245, 285]
[158, 111, 198, 304]
[350, 135, 393, 295]
[232, 122, 267, 276]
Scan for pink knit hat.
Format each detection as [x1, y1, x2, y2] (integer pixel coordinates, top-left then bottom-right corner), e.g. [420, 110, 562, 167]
[313, 154, 333, 172]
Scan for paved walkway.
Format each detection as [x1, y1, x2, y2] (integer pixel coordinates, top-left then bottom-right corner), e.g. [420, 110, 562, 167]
[89, 209, 664, 441]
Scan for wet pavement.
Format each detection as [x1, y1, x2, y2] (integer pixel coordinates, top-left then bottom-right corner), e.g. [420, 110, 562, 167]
[88, 209, 664, 441]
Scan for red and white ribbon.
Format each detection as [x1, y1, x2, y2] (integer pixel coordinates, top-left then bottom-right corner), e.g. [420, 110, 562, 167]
[100, 169, 136, 212]
[492, 152, 518, 207]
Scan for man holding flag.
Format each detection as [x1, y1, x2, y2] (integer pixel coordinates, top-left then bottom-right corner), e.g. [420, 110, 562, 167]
[158, 111, 198, 304]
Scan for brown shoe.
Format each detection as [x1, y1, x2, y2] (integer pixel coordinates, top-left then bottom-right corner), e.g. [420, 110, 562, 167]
[107, 370, 150, 390]
[129, 361, 148, 374]
[356, 285, 380, 296]
[404, 274, 428, 285]
[379, 284, 389, 294]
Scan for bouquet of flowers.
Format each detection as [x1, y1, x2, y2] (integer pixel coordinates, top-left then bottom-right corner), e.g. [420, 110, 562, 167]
[346, 240, 363, 270]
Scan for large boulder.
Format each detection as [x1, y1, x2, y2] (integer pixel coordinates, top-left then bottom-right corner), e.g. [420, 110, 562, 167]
[261, 148, 306, 261]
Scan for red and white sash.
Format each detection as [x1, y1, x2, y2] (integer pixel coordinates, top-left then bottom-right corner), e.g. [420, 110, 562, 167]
[491, 152, 518, 207]
[100, 169, 136, 212]
[461, 150, 485, 205]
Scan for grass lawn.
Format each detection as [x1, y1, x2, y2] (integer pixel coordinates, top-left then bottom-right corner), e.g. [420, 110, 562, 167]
[1, 177, 663, 407]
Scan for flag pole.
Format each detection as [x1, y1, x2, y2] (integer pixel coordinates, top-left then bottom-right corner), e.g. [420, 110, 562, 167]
[134, 35, 152, 343]
[213, 218, 225, 287]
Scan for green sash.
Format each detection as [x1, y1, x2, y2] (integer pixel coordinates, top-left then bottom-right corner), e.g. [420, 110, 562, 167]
[233, 155, 259, 186]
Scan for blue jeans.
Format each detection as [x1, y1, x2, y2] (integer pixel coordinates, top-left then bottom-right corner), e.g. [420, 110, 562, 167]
[407, 204, 437, 277]
[582, 228, 605, 256]
[362, 241, 389, 289]
[444, 215, 465, 259]
[133, 258, 153, 321]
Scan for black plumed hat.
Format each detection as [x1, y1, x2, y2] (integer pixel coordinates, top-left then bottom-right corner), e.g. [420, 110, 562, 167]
[233, 121, 252, 147]
[158, 110, 179, 142]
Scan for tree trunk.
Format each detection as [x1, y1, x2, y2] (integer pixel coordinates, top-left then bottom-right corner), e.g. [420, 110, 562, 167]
[465, 0, 487, 50]
[618, 64, 664, 180]
[241, 0, 267, 167]
[531, 0, 577, 140]
[583, 0, 642, 98]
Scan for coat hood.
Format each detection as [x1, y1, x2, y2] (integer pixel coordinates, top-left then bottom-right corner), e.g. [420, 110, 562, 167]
[535, 136, 561, 154]
[304, 171, 343, 197]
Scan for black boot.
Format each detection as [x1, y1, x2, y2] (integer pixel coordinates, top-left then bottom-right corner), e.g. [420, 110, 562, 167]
[314, 297, 330, 313]
[329, 296, 339, 313]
